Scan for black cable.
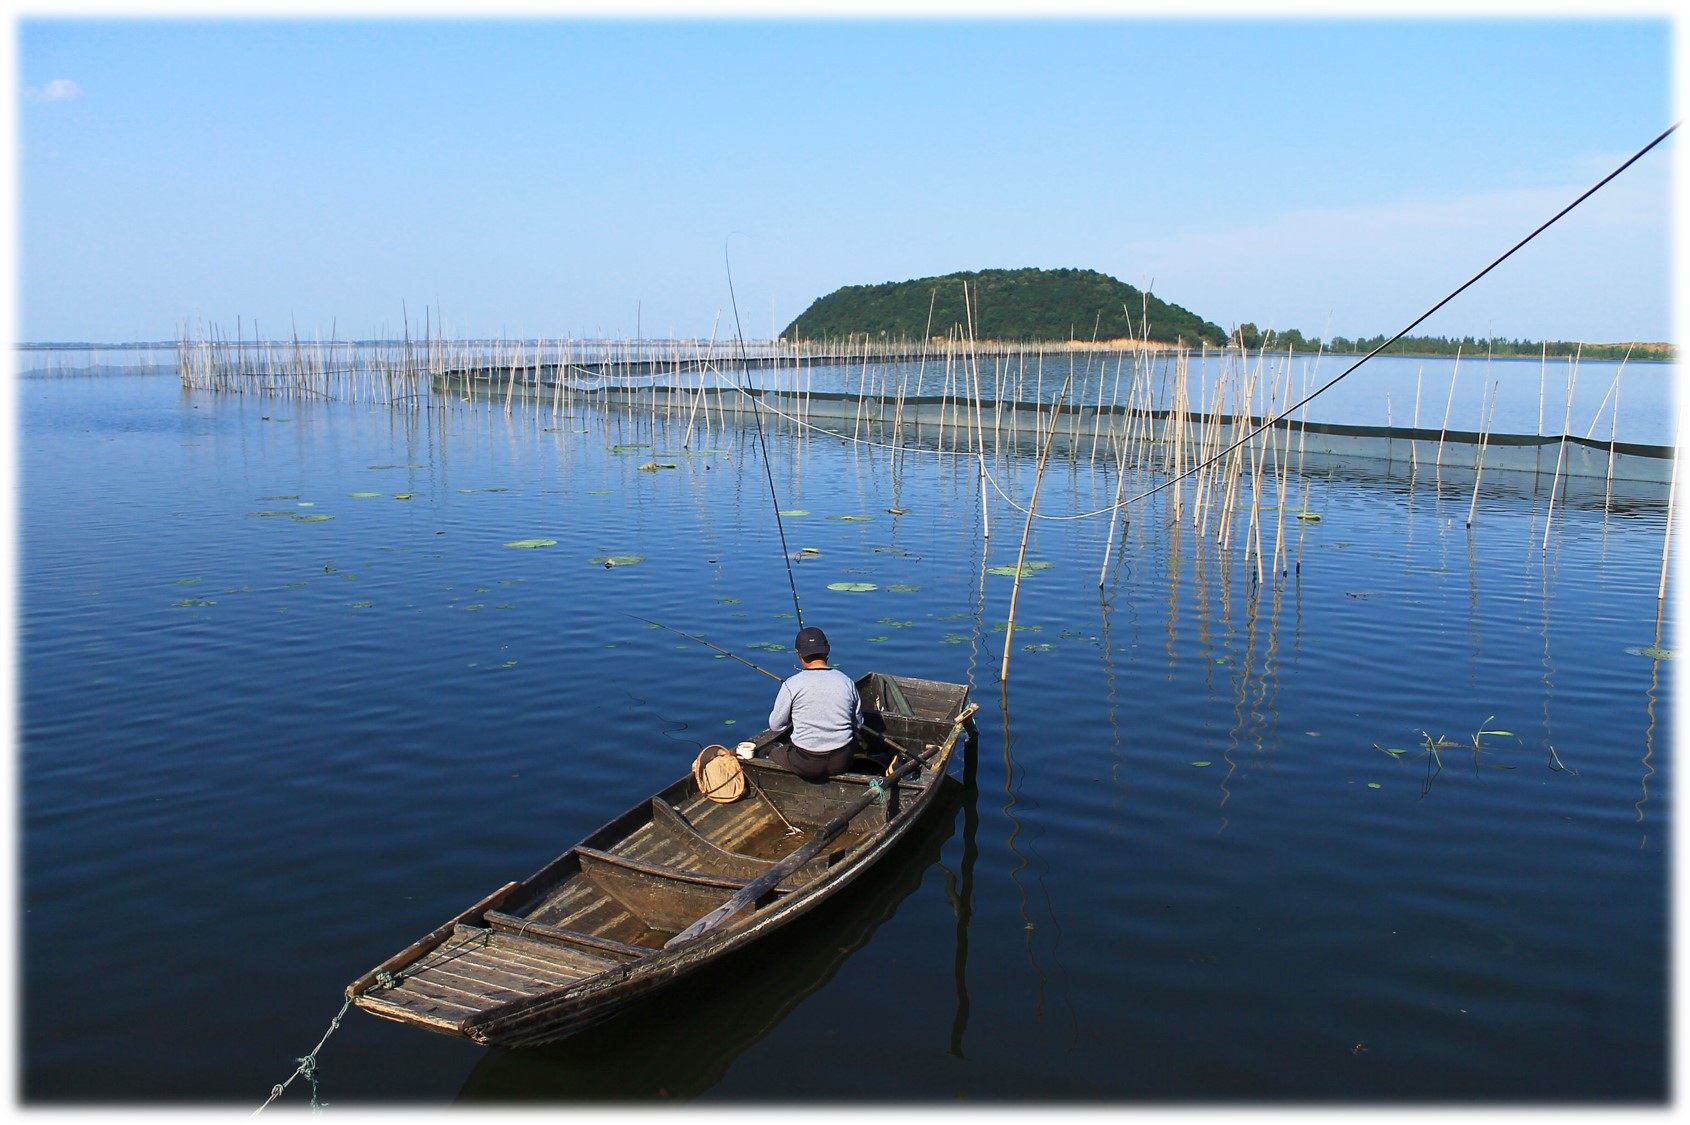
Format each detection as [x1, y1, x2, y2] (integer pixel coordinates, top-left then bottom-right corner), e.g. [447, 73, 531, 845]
[1120, 121, 1678, 511]
[724, 239, 805, 629]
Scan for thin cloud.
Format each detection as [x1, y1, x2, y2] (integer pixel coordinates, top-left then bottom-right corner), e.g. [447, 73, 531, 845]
[1126, 164, 1671, 342]
[26, 79, 82, 103]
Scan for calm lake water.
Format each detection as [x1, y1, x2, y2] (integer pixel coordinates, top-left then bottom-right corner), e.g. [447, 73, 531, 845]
[18, 363, 1672, 1104]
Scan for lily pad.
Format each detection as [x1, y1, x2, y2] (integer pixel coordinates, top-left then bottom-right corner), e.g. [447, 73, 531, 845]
[1296, 511, 1322, 522]
[1367, 782, 1382, 789]
[349, 600, 374, 609]
[826, 582, 877, 592]
[1626, 645, 1675, 660]
[876, 619, 914, 628]
[393, 493, 415, 501]
[988, 561, 1054, 577]
[990, 622, 1041, 633]
[749, 641, 787, 652]
[609, 443, 649, 453]
[887, 584, 921, 593]
[778, 509, 810, 517]
[173, 598, 216, 608]
[637, 462, 678, 471]
[830, 514, 874, 522]
[506, 538, 558, 549]
[290, 514, 335, 522]
[591, 555, 645, 567]
[1191, 760, 1212, 768]
[350, 491, 382, 499]
[248, 510, 296, 519]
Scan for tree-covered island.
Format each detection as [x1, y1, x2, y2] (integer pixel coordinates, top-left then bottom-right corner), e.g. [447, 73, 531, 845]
[780, 267, 1672, 360]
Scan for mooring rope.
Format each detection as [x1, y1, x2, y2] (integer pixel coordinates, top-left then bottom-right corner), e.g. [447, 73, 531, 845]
[252, 994, 355, 1116]
[253, 930, 492, 1114]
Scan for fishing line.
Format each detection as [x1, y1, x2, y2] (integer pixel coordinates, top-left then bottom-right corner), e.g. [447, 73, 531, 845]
[725, 238, 805, 629]
[1097, 122, 1679, 516]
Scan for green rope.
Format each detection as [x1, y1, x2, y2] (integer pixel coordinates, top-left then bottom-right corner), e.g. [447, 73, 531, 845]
[254, 931, 488, 1114]
[252, 994, 354, 1116]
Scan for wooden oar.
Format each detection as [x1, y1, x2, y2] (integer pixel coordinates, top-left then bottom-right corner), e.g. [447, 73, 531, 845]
[665, 702, 978, 948]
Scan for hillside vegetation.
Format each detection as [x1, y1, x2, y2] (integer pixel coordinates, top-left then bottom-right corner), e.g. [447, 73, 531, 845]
[781, 267, 1672, 360]
[780, 267, 1228, 347]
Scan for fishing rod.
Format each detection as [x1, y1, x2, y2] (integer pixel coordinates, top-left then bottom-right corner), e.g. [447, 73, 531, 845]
[724, 239, 805, 629]
[621, 612, 783, 682]
[1109, 121, 1680, 515]
[624, 612, 916, 756]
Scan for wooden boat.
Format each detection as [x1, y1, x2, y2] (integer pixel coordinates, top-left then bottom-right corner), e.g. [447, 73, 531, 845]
[349, 672, 976, 1048]
[454, 780, 968, 1100]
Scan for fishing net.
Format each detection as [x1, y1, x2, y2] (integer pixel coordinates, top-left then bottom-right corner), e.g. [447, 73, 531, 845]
[692, 744, 745, 803]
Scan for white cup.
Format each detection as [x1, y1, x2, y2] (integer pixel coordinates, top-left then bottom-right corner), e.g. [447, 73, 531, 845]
[735, 741, 757, 759]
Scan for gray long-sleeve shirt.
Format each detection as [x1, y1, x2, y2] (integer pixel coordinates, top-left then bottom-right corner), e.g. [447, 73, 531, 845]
[768, 667, 862, 752]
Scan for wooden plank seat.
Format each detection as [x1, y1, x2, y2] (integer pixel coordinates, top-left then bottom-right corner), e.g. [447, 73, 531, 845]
[574, 845, 795, 934]
[482, 910, 650, 959]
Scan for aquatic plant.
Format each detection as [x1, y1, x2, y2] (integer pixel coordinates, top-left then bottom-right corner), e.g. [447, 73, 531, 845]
[591, 554, 644, 567]
[505, 538, 558, 549]
[826, 582, 877, 592]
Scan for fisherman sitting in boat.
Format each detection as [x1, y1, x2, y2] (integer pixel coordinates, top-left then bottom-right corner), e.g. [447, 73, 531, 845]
[767, 626, 863, 780]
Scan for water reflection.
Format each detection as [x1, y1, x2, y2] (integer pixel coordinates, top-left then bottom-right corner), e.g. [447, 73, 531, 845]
[453, 781, 966, 1103]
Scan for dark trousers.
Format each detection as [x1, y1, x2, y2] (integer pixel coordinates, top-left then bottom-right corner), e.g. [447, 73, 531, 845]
[771, 738, 856, 781]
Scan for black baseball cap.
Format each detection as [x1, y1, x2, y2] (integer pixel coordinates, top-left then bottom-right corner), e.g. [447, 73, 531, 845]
[794, 626, 830, 658]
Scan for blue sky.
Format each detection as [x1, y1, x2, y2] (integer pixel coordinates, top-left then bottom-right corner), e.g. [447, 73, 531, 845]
[13, 14, 1678, 343]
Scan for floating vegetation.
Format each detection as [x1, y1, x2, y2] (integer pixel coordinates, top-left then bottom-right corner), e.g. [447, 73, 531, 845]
[176, 577, 202, 585]
[887, 584, 920, 593]
[1296, 512, 1323, 522]
[868, 636, 890, 643]
[778, 509, 810, 517]
[349, 600, 373, 609]
[505, 538, 558, 549]
[608, 443, 649, 454]
[350, 491, 382, 499]
[988, 561, 1054, 577]
[991, 622, 1041, 633]
[290, 514, 335, 522]
[591, 554, 644, 567]
[637, 462, 678, 471]
[173, 598, 216, 608]
[830, 514, 874, 522]
[1191, 760, 1212, 768]
[1626, 645, 1675, 659]
[1022, 643, 1056, 652]
[223, 586, 254, 594]
[464, 604, 485, 612]
[876, 618, 914, 628]
[871, 545, 918, 557]
[716, 596, 741, 604]
[1366, 782, 1382, 789]
[393, 493, 416, 501]
[826, 582, 877, 592]
[886, 507, 908, 515]
[248, 510, 296, 519]
[748, 642, 787, 652]
[502, 660, 518, 668]
[800, 547, 821, 556]
[457, 487, 512, 494]
[282, 581, 308, 590]
[941, 633, 968, 644]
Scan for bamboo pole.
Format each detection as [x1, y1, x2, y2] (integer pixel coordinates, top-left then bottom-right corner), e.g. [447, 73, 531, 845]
[1000, 372, 1073, 684]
